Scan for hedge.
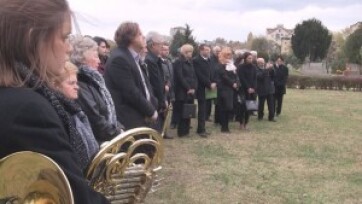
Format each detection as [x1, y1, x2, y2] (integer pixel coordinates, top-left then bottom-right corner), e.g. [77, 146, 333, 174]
[287, 75, 362, 91]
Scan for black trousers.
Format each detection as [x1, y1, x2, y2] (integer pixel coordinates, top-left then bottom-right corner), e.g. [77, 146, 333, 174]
[197, 99, 207, 133]
[219, 110, 231, 131]
[258, 94, 275, 120]
[238, 103, 250, 125]
[274, 94, 284, 115]
[171, 101, 180, 126]
[206, 99, 212, 120]
[175, 99, 194, 136]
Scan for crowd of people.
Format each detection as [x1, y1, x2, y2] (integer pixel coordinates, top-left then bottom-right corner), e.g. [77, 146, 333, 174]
[0, 0, 289, 203]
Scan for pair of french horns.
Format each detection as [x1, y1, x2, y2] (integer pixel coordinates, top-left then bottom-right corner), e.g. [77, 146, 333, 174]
[0, 127, 164, 204]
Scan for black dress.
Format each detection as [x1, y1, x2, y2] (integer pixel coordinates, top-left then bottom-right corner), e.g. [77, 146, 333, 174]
[0, 87, 109, 204]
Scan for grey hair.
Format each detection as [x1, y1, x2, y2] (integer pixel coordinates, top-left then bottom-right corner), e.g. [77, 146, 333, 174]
[145, 31, 163, 49]
[69, 35, 98, 66]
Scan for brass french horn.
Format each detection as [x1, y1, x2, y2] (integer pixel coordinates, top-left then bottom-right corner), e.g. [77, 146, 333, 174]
[0, 127, 163, 204]
[0, 151, 74, 204]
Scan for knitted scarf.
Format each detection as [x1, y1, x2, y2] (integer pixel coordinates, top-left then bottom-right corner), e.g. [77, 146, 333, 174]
[16, 62, 90, 171]
[78, 65, 118, 128]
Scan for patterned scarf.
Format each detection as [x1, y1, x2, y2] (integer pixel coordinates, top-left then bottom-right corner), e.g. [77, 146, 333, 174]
[16, 62, 90, 171]
[78, 65, 118, 128]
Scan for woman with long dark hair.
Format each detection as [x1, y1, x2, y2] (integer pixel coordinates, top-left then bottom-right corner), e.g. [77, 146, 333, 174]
[0, 0, 109, 203]
[237, 52, 257, 130]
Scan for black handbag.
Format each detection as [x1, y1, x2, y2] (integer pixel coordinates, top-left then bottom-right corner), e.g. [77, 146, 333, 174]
[182, 103, 196, 119]
[245, 100, 258, 111]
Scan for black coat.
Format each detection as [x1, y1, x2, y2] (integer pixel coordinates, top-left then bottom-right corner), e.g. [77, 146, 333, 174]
[193, 55, 212, 100]
[217, 64, 240, 111]
[0, 88, 109, 204]
[209, 54, 220, 82]
[237, 63, 257, 99]
[145, 52, 165, 110]
[77, 73, 122, 144]
[104, 46, 157, 130]
[256, 67, 275, 96]
[161, 58, 175, 101]
[274, 64, 289, 95]
[173, 57, 198, 101]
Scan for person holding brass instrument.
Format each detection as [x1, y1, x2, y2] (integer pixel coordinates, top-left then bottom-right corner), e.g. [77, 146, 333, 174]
[0, 0, 109, 203]
[105, 22, 158, 130]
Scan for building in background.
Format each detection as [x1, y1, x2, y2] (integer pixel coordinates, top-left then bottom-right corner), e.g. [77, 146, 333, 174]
[266, 24, 294, 55]
[170, 26, 186, 37]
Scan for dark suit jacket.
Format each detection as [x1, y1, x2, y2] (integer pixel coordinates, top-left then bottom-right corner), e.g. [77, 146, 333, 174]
[145, 52, 165, 110]
[209, 54, 219, 82]
[193, 55, 212, 100]
[173, 57, 198, 101]
[161, 58, 175, 101]
[0, 88, 109, 204]
[104, 46, 157, 130]
[256, 67, 275, 96]
[274, 64, 289, 95]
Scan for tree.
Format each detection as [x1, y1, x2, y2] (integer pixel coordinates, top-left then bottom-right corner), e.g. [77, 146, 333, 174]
[251, 37, 269, 53]
[170, 24, 198, 57]
[291, 18, 332, 62]
[245, 32, 254, 49]
[344, 26, 362, 64]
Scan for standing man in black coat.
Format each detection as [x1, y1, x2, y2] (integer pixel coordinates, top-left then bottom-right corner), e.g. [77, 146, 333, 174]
[193, 44, 216, 137]
[256, 58, 276, 122]
[274, 56, 289, 117]
[105, 22, 158, 130]
[145, 32, 172, 138]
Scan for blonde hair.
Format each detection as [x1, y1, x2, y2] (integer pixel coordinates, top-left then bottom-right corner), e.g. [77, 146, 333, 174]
[53, 61, 78, 87]
[180, 44, 194, 56]
[218, 47, 233, 64]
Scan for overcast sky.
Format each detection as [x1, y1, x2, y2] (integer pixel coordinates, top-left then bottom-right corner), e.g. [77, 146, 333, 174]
[68, 0, 362, 42]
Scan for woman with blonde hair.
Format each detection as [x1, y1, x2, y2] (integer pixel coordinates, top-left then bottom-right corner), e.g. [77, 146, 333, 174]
[216, 47, 240, 133]
[173, 44, 198, 137]
[0, 0, 108, 203]
[53, 62, 99, 160]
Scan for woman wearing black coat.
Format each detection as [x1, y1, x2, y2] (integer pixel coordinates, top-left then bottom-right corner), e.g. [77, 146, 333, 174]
[70, 35, 123, 144]
[237, 52, 257, 130]
[216, 47, 240, 133]
[0, 0, 109, 203]
[173, 44, 198, 137]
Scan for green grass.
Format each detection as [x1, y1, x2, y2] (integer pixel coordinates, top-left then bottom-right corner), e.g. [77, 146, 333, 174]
[147, 89, 362, 204]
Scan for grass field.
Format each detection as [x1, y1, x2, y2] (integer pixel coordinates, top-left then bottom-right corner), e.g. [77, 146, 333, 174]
[147, 89, 362, 204]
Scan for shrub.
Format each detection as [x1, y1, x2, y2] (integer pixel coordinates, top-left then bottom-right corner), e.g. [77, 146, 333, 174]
[286, 75, 362, 91]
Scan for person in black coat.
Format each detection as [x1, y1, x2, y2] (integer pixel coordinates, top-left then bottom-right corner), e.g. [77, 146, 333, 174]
[256, 58, 276, 122]
[208, 46, 221, 124]
[193, 44, 217, 137]
[173, 44, 198, 137]
[104, 22, 158, 130]
[69, 35, 123, 144]
[0, 0, 109, 203]
[274, 56, 289, 116]
[216, 47, 240, 133]
[237, 52, 257, 130]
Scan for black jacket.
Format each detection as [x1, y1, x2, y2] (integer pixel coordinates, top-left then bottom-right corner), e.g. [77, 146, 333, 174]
[173, 57, 198, 101]
[161, 57, 175, 101]
[193, 55, 212, 100]
[145, 52, 165, 110]
[274, 64, 289, 95]
[256, 67, 275, 96]
[77, 72, 122, 144]
[104, 46, 157, 130]
[217, 64, 240, 111]
[209, 54, 219, 82]
[0, 88, 109, 204]
[237, 63, 257, 99]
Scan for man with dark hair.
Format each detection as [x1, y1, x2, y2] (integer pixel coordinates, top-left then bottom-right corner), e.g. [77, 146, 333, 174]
[93, 36, 109, 75]
[274, 56, 289, 117]
[193, 44, 216, 137]
[104, 22, 158, 129]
